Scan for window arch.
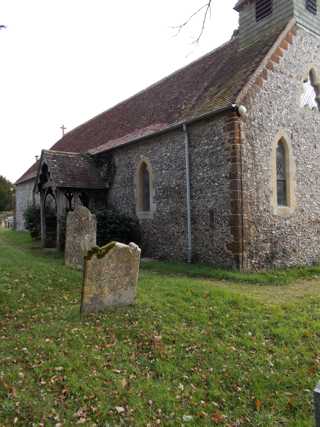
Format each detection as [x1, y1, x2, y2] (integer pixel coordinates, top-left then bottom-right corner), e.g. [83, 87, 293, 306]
[276, 140, 287, 206]
[272, 133, 296, 215]
[301, 69, 320, 111]
[139, 162, 151, 212]
[136, 159, 154, 217]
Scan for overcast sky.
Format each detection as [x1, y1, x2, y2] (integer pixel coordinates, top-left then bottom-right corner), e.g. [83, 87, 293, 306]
[1, 1, 238, 183]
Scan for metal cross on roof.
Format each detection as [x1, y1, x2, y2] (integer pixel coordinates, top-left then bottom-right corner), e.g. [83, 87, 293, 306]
[60, 125, 67, 137]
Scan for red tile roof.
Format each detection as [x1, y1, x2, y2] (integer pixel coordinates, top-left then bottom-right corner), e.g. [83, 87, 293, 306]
[16, 27, 285, 185]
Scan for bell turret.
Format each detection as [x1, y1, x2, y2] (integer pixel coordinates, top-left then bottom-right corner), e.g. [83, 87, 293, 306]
[234, 0, 320, 48]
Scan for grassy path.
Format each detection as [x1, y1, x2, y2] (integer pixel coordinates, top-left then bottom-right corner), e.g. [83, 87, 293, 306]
[0, 230, 320, 426]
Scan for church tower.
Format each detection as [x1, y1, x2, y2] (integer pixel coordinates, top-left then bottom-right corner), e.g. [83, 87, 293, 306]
[234, 0, 320, 48]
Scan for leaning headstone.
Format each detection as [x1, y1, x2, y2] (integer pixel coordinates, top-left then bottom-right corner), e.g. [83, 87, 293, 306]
[65, 206, 97, 270]
[314, 383, 320, 427]
[81, 241, 141, 315]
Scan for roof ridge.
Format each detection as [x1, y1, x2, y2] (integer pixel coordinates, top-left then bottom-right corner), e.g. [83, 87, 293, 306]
[43, 149, 80, 156]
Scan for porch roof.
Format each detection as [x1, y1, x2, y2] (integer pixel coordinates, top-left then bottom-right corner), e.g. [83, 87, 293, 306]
[38, 150, 106, 190]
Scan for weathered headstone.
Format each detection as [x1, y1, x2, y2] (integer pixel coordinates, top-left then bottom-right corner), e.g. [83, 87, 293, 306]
[315, 383, 320, 427]
[81, 241, 141, 314]
[65, 206, 97, 270]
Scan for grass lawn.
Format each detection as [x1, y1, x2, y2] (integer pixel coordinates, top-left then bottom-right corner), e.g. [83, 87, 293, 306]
[0, 230, 320, 426]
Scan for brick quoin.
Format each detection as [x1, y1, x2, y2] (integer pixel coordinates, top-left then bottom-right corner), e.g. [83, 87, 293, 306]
[224, 112, 246, 270]
[244, 28, 298, 100]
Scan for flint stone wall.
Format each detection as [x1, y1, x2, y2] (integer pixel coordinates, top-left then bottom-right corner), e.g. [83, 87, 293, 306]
[65, 206, 97, 270]
[106, 117, 235, 268]
[242, 27, 320, 269]
[15, 179, 39, 231]
[105, 26, 320, 270]
[81, 242, 141, 314]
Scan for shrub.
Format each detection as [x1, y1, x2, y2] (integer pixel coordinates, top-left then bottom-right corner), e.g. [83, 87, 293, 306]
[94, 208, 141, 247]
[23, 205, 41, 240]
[0, 175, 14, 211]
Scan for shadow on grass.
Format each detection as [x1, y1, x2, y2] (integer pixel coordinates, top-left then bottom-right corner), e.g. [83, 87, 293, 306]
[3, 230, 320, 287]
[141, 259, 320, 286]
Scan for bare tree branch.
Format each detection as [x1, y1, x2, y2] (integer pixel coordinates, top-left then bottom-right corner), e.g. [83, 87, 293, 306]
[194, 1, 212, 44]
[172, 1, 212, 43]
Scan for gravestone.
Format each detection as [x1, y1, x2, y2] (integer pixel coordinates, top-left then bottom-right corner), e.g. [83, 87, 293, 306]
[81, 241, 141, 315]
[315, 383, 320, 427]
[65, 206, 97, 270]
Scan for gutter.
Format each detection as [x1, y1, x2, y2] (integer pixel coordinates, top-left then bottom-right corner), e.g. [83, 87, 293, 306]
[91, 105, 237, 156]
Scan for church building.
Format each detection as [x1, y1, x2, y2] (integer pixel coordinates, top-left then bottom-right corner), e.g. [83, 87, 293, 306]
[15, 0, 320, 270]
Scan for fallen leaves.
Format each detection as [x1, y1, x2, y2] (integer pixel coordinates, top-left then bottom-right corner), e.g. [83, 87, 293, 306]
[73, 407, 88, 423]
[152, 335, 165, 354]
[1, 230, 320, 426]
[211, 411, 225, 424]
[255, 399, 262, 411]
[120, 377, 128, 389]
[0, 376, 17, 398]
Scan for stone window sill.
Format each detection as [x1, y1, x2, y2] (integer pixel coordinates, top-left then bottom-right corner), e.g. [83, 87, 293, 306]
[136, 210, 154, 220]
[273, 206, 295, 217]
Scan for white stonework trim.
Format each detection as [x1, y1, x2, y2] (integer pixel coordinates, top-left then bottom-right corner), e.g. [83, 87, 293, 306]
[304, 65, 320, 83]
[271, 130, 296, 217]
[300, 65, 320, 111]
[135, 156, 156, 220]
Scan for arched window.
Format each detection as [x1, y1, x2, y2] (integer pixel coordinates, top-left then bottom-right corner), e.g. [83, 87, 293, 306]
[256, 0, 273, 22]
[272, 134, 296, 215]
[301, 69, 320, 111]
[276, 140, 287, 206]
[138, 162, 151, 212]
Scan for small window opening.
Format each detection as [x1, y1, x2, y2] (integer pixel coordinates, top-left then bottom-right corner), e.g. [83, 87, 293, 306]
[256, 0, 273, 22]
[306, 0, 317, 15]
[301, 70, 320, 111]
[139, 162, 151, 212]
[276, 141, 287, 207]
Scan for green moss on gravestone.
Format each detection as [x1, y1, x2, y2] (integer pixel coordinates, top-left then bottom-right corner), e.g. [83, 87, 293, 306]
[85, 241, 117, 261]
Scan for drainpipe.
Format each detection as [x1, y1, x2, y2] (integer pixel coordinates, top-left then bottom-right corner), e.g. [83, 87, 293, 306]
[183, 124, 192, 263]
